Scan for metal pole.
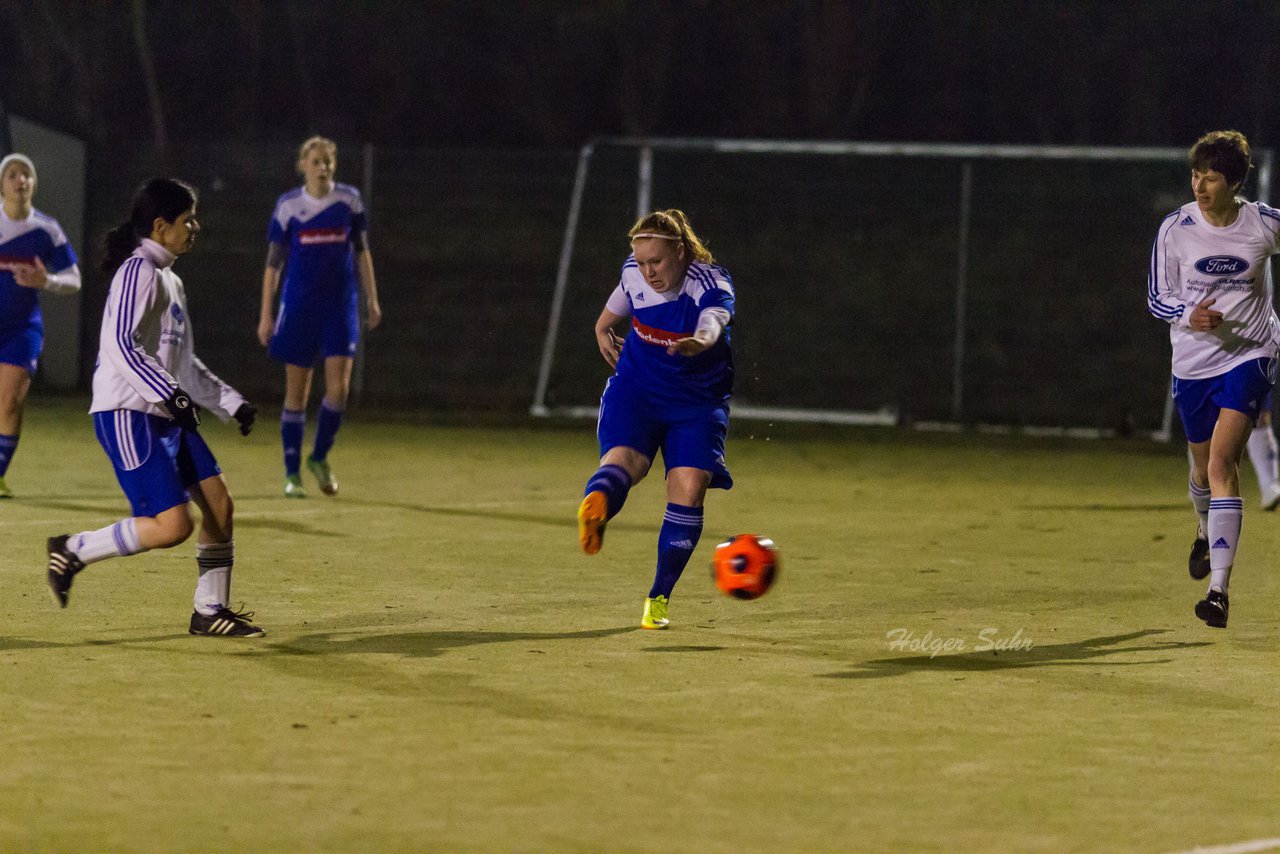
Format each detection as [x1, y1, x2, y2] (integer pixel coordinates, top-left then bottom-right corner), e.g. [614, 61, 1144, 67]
[951, 161, 973, 421]
[532, 143, 595, 416]
[636, 145, 653, 217]
[1257, 148, 1273, 205]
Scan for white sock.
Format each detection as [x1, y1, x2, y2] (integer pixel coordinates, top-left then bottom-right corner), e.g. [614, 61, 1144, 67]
[1207, 497, 1243, 593]
[1189, 479, 1211, 537]
[70, 519, 145, 565]
[195, 541, 233, 616]
[1246, 427, 1279, 495]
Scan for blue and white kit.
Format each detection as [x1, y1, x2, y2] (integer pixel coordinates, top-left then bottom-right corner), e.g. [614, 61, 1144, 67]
[0, 207, 80, 372]
[265, 183, 367, 366]
[598, 257, 736, 488]
[91, 238, 246, 514]
[1148, 200, 1280, 440]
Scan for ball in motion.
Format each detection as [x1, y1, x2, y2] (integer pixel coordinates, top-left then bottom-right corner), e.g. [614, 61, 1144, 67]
[712, 534, 779, 600]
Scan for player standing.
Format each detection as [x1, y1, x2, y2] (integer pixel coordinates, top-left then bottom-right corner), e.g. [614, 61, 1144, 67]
[577, 209, 735, 629]
[1148, 130, 1280, 628]
[46, 178, 264, 637]
[0, 153, 82, 498]
[258, 137, 382, 498]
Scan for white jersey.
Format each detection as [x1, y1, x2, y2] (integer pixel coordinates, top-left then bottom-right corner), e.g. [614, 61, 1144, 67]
[90, 238, 245, 420]
[1148, 200, 1280, 379]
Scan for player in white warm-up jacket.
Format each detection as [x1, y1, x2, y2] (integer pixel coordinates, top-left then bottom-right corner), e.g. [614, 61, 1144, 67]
[1147, 130, 1280, 628]
[45, 178, 265, 637]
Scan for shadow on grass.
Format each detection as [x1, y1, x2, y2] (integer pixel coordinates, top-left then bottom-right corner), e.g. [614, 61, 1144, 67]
[233, 516, 347, 537]
[1023, 503, 1186, 512]
[338, 497, 652, 533]
[0, 633, 191, 651]
[642, 645, 726, 653]
[266, 625, 639, 658]
[821, 630, 1212, 680]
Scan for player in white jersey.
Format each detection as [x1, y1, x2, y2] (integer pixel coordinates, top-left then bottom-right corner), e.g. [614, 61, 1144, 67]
[1147, 130, 1280, 628]
[258, 136, 382, 498]
[45, 178, 264, 637]
[0, 153, 81, 498]
[576, 210, 736, 630]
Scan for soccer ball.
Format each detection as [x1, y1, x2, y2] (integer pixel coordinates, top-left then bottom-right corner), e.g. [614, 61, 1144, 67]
[712, 534, 779, 600]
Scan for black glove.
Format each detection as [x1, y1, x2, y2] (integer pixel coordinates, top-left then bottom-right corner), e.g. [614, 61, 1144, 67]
[233, 402, 258, 436]
[163, 387, 200, 431]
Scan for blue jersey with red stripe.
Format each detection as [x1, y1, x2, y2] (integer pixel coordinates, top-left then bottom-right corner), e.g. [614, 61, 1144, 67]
[606, 257, 735, 405]
[267, 183, 367, 306]
[0, 209, 76, 332]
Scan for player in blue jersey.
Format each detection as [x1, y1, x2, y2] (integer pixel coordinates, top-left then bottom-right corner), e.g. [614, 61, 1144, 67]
[0, 153, 82, 498]
[576, 210, 735, 630]
[258, 137, 382, 498]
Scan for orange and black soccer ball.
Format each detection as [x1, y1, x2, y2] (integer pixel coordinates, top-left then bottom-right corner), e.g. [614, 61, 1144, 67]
[712, 534, 779, 600]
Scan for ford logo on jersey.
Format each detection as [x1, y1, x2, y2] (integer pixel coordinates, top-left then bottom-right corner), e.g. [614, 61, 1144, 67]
[170, 303, 184, 323]
[1194, 255, 1249, 275]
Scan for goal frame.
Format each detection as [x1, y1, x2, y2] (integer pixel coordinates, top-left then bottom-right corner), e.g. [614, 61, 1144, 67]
[530, 136, 1275, 439]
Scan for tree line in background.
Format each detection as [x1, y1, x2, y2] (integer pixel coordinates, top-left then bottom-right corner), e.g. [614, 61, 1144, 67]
[2, 1, 1279, 152]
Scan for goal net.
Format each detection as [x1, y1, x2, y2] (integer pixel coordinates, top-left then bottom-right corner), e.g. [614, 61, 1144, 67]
[531, 138, 1274, 438]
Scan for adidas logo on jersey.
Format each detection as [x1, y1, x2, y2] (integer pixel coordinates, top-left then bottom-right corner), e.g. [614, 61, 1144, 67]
[1180, 216, 1196, 226]
[1211, 537, 1230, 549]
[635, 292, 645, 301]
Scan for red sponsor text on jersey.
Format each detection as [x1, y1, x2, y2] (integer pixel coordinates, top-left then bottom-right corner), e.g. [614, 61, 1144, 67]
[631, 317, 688, 346]
[298, 227, 348, 245]
[0, 254, 36, 271]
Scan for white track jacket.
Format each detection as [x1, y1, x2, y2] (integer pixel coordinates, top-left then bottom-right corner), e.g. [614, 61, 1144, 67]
[91, 238, 245, 420]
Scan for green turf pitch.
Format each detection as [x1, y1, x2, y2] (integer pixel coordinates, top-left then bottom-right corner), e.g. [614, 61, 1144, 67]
[1, 401, 1277, 851]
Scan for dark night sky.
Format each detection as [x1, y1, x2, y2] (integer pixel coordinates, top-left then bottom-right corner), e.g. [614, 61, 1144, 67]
[2, 1, 1279, 151]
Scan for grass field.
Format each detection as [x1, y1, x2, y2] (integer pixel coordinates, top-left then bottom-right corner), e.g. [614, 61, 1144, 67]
[1, 400, 1277, 852]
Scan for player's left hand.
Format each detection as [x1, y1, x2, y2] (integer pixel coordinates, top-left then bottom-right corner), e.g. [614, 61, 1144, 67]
[12, 257, 47, 289]
[366, 301, 383, 331]
[233, 402, 258, 436]
[667, 336, 710, 357]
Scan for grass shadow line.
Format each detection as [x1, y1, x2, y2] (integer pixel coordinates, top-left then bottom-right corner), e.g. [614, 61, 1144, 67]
[821, 630, 1213, 680]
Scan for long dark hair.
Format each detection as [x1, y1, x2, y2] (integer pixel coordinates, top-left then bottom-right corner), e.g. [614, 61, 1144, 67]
[101, 178, 198, 273]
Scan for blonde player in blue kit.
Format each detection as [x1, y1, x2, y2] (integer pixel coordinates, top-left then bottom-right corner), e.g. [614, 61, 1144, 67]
[577, 210, 735, 629]
[1148, 130, 1280, 628]
[258, 137, 382, 498]
[46, 178, 264, 636]
[0, 153, 82, 498]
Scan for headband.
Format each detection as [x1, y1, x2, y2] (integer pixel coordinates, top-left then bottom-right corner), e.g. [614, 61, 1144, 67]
[631, 232, 679, 241]
[0, 153, 36, 182]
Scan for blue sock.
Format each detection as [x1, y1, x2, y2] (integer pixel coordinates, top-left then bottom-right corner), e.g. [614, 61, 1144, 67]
[0, 433, 16, 477]
[281, 409, 305, 476]
[584, 464, 632, 519]
[312, 399, 344, 461]
[649, 503, 703, 599]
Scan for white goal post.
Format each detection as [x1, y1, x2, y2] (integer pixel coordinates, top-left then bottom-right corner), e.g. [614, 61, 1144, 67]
[531, 136, 1274, 438]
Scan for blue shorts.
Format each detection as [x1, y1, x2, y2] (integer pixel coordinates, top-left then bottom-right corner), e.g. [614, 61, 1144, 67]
[93, 410, 222, 517]
[268, 296, 359, 367]
[597, 377, 733, 490]
[0, 324, 41, 374]
[1173, 357, 1276, 444]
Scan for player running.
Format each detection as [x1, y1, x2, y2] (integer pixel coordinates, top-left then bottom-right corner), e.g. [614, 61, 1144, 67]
[577, 209, 735, 630]
[258, 136, 382, 498]
[0, 153, 82, 498]
[1148, 130, 1280, 628]
[46, 178, 264, 637]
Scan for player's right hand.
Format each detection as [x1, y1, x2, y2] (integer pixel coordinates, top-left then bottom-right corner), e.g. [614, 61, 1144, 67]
[1190, 298, 1223, 331]
[163, 387, 201, 431]
[597, 329, 623, 368]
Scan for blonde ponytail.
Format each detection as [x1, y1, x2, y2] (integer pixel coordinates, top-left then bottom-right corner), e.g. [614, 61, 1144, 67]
[628, 209, 714, 264]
